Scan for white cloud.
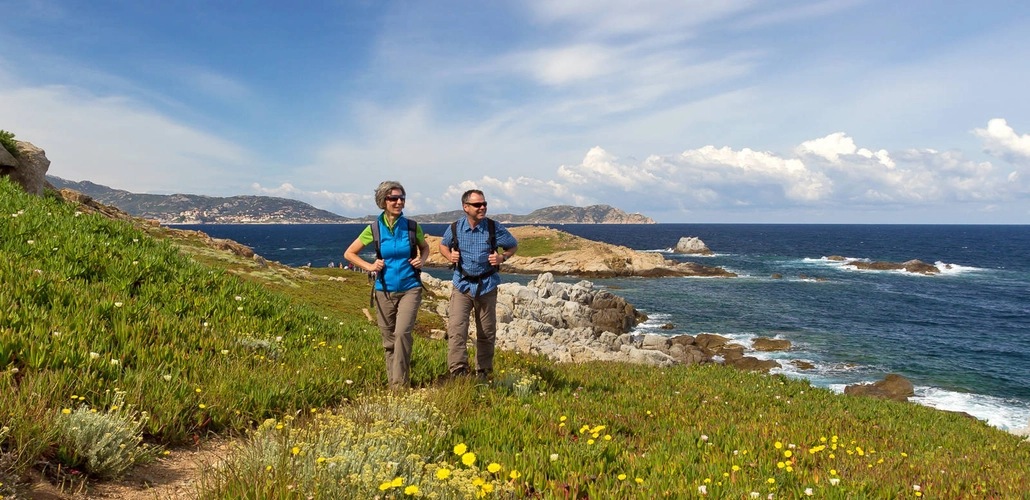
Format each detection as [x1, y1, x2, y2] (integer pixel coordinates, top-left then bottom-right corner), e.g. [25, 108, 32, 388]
[973, 118, 1030, 166]
[251, 183, 372, 215]
[0, 83, 253, 193]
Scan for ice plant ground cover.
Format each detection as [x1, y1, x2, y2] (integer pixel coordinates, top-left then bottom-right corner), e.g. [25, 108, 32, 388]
[1, 176, 1029, 498]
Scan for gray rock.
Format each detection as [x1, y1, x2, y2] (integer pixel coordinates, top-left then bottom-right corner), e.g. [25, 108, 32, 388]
[1, 141, 51, 196]
[752, 337, 791, 351]
[673, 236, 713, 255]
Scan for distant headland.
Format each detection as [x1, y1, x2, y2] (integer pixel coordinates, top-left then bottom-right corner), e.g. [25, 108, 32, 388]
[45, 175, 655, 224]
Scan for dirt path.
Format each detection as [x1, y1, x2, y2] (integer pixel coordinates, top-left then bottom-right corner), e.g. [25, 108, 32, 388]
[25, 439, 231, 500]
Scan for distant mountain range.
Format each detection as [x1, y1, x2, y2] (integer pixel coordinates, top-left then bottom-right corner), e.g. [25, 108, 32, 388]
[46, 176, 655, 224]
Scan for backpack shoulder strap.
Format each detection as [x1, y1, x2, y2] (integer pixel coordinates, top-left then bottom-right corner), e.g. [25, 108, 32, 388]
[487, 218, 496, 251]
[369, 221, 382, 260]
[407, 218, 418, 259]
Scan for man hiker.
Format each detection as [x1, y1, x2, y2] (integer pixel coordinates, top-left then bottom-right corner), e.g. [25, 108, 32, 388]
[438, 189, 518, 380]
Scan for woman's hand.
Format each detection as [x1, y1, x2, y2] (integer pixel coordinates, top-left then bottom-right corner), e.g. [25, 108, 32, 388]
[370, 259, 385, 272]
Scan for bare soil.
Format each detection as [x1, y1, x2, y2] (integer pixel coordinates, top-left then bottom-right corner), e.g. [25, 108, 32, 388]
[23, 439, 230, 500]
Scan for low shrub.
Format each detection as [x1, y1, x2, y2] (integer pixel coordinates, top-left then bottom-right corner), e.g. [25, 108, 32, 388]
[54, 391, 160, 479]
[0, 130, 17, 158]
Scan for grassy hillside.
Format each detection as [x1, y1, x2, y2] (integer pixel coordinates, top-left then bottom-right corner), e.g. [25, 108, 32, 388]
[1, 176, 1028, 498]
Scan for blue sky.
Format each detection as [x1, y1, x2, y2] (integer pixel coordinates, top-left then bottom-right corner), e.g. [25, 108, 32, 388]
[3, 0, 1030, 223]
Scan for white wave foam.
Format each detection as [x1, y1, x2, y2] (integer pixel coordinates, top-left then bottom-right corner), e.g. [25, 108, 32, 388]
[911, 387, 1030, 432]
[934, 261, 982, 275]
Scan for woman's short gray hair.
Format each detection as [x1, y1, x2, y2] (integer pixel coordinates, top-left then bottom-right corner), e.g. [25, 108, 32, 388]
[374, 181, 405, 209]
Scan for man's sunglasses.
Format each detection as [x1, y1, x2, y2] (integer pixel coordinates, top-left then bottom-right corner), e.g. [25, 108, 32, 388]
[385, 195, 406, 202]
[465, 202, 487, 208]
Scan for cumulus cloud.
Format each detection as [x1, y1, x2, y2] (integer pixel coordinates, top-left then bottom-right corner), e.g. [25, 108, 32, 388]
[973, 118, 1030, 166]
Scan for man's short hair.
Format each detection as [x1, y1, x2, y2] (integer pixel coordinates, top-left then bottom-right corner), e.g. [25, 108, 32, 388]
[374, 181, 405, 209]
[461, 189, 484, 205]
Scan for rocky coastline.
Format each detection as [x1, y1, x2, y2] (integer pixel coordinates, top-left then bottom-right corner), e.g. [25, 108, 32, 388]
[424, 226, 734, 278]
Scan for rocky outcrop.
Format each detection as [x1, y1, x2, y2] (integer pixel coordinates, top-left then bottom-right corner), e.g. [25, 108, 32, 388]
[844, 374, 915, 402]
[845, 259, 939, 275]
[425, 226, 735, 278]
[673, 237, 713, 255]
[424, 273, 781, 372]
[752, 337, 791, 351]
[1, 140, 51, 196]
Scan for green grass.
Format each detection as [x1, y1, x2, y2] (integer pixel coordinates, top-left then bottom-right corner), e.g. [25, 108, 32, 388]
[514, 232, 581, 258]
[2, 176, 1028, 498]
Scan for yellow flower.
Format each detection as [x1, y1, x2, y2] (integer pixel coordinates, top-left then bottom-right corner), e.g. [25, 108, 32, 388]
[604, 434, 612, 440]
[587, 439, 595, 445]
[732, 465, 740, 471]
[198, 404, 206, 409]
[61, 408, 71, 414]
[618, 474, 627, 481]
[462, 452, 476, 466]
[560, 415, 567, 422]
[482, 483, 494, 493]
[635, 477, 644, 484]
[472, 477, 485, 487]
[404, 485, 418, 495]
[775, 441, 783, 449]
[856, 446, 864, 456]
[509, 470, 521, 479]
[767, 478, 776, 484]
[487, 463, 501, 473]
[454, 443, 468, 455]
[777, 462, 785, 469]
[379, 482, 391, 491]
[291, 447, 300, 455]
[437, 468, 451, 480]
[784, 450, 792, 458]
[391, 477, 404, 487]
[317, 457, 326, 464]
[266, 465, 272, 471]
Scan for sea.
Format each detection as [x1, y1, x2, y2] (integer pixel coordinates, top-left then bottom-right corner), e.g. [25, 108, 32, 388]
[173, 223, 1030, 432]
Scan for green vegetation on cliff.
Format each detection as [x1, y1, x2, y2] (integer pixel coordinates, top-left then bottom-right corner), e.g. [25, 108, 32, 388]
[1, 176, 1028, 498]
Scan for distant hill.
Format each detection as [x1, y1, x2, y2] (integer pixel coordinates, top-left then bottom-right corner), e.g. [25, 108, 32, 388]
[46, 176, 655, 224]
[47, 176, 357, 224]
[409, 205, 655, 224]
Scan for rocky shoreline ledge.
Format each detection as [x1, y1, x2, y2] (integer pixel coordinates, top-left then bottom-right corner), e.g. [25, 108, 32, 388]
[422, 272, 778, 371]
[424, 226, 734, 278]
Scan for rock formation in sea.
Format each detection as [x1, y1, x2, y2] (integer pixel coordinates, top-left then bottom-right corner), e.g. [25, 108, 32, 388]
[673, 236, 713, 255]
[843, 374, 915, 402]
[827, 255, 942, 275]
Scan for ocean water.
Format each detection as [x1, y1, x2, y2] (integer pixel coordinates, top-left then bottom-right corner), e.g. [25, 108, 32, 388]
[174, 223, 1030, 431]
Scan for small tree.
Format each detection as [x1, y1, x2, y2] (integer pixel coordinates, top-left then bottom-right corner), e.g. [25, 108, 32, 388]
[0, 130, 18, 158]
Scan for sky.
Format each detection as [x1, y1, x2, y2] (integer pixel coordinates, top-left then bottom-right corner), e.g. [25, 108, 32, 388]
[3, 0, 1030, 223]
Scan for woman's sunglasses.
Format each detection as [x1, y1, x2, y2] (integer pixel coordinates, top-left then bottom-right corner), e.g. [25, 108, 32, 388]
[385, 195, 406, 202]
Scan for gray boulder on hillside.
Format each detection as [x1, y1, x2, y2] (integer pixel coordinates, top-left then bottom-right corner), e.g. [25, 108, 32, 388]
[673, 236, 713, 255]
[1, 140, 51, 196]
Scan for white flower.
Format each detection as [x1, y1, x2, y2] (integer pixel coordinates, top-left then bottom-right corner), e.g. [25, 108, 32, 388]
[276, 336, 283, 342]
[913, 485, 921, 492]
[220, 350, 229, 355]
[237, 306, 243, 311]
[345, 379, 353, 384]
[203, 322, 209, 327]
[52, 331, 60, 337]
[114, 302, 123, 308]
[74, 211, 82, 217]
[698, 485, 707, 495]
[26, 240, 34, 244]
[89, 352, 100, 359]
[805, 488, 813, 496]
[162, 375, 172, 381]
[133, 238, 139, 243]
[549, 453, 558, 462]
[132, 261, 139, 265]
[750, 493, 760, 499]
[234, 296, 242, 301]
[700, 434, 709, 441]
[9, 368, 18, 374]
[830, 478, 840, 486]
[110, 359, 119, 365]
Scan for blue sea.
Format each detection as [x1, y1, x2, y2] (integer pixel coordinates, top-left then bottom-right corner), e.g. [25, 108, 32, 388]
[174, 223, 1030, 432]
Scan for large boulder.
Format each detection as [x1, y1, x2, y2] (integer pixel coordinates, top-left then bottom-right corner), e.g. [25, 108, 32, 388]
[0, 140, 51, 195]
[752, 337, 791, 351]
[844, 374, 915, 402]
[673, 236, 713, 255]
